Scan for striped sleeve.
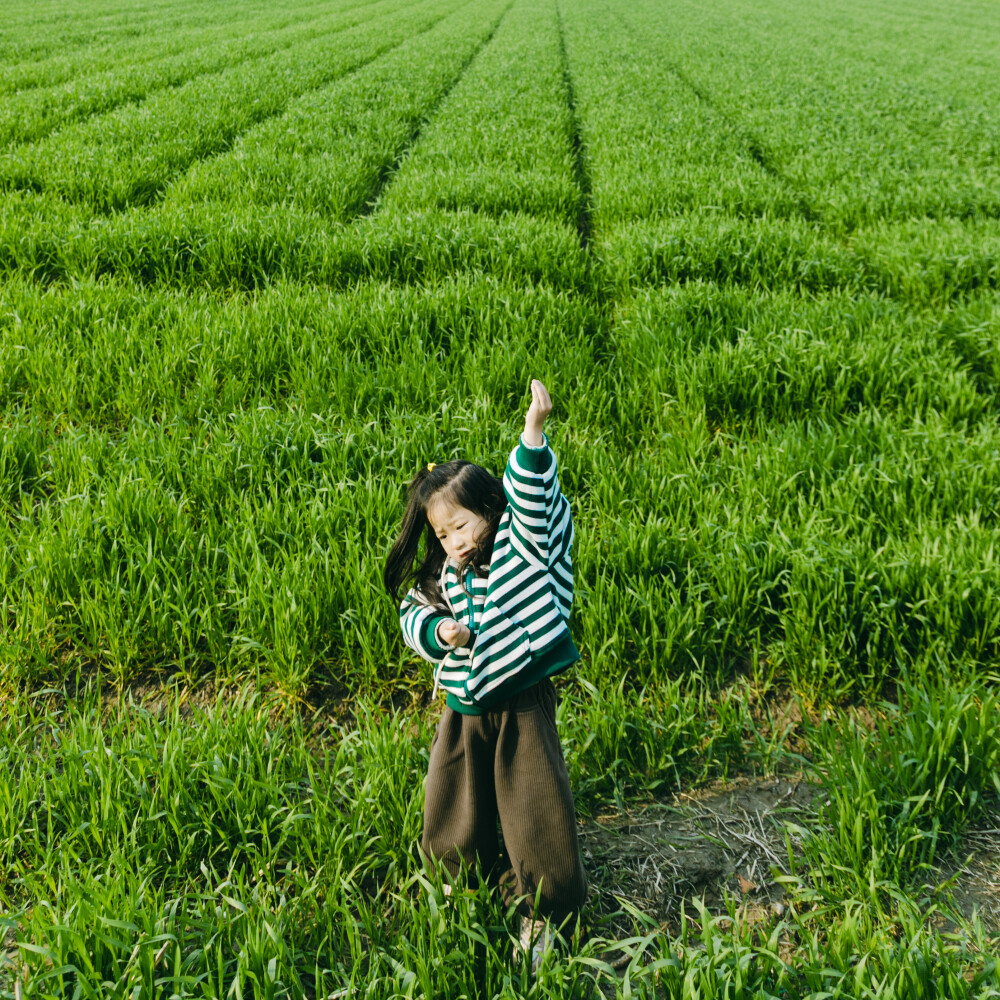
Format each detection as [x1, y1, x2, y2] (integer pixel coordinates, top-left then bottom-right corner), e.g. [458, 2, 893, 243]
[431, 647, 477, 707]
[399, 589, 451, 664]
[502, 433, 564, 568]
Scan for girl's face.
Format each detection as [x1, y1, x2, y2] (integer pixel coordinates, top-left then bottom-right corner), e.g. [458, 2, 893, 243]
[426, 496, 489, 565]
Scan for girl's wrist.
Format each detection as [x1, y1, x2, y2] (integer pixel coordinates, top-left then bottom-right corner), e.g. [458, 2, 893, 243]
[522, 426, 545, 447]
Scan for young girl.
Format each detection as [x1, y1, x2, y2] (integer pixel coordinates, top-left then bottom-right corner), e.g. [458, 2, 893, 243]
[383, 380, 587, 967]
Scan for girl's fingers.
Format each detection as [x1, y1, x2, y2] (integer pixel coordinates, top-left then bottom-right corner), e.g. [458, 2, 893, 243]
[439, 620, 469, 647]
[530, 380, 552, 412]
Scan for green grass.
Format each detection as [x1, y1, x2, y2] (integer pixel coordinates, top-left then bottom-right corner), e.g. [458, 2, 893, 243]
[0, 0, 464, 211]
[2, 0, 1000, 994]
[0, 0, 383, 147]
[2, 678, 998, 998]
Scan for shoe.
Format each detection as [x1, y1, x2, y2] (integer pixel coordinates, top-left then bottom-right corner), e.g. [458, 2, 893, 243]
[516, 917, 555, 973]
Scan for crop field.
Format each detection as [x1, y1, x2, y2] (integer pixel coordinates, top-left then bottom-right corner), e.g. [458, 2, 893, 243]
[1, 0, 999, 995]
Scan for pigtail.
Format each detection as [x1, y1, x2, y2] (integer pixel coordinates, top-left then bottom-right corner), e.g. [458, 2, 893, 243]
[383, 466, 451, 612]
[383, 467, 431, 601]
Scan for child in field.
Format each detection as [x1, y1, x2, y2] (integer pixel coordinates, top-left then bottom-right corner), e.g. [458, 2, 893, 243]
[383, 380, 587, 970]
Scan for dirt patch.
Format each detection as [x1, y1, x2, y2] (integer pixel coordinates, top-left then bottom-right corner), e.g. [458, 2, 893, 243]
[7, 667, 439, 743]
[936, 820, 1000, 930]
[580, 774, 818, 941]
[0, 925, 20, 998]
[581, 778, 1000, 956]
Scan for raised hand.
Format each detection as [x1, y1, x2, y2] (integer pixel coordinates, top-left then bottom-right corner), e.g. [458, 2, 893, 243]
[523, 379, 552, 447]
[438, 619, 472, 648]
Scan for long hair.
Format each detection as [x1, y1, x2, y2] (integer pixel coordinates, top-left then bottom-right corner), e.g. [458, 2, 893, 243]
[383, 461, 506, 610]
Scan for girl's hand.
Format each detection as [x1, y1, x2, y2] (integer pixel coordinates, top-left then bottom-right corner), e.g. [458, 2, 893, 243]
[523, 379, 552, 447]
[438, 619, 472, 647]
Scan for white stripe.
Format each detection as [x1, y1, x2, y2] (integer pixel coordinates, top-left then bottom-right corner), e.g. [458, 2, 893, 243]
[439, 669, 472, 683]
[504, 488, 548, 513]
[484, 539, 519, 579]
[505, 488, 549, 509]
[438, 665, 471, 679]
[492, 581, 550, 619]
[507, 506, 548, 528]
[505, 463, 548, 489]
[510, 513, 547, 547]
[489, 555, 543, 598]
[474, 627, 526, 661]
[473, 658, 530, 697]
[531, 620, 566, 650]
[443, 582, 488, 598]
[505, 461, 550, 488]
[552, 593, 571, 617]
[508, 450, 556, 481]
[507, 526, 546, 570]
[554, 555, 573, 577]
[516, 592, 554, 624]
[525, 609, 562, 639]
[504, 487, 547, 512]
[402, 604, 431, 640]
[492, 524, 531, 564]
[551, 503, 571, 537]
[467, 639, 530, 692]
[439, 661, 472, 677]
[486, 564, 544, 605]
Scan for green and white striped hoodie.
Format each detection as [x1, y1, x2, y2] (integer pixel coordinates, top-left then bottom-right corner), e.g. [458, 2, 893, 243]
[399, 433, 580, 714]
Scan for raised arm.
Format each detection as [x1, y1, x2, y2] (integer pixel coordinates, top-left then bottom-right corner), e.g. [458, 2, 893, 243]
[503, 380, 565, 566]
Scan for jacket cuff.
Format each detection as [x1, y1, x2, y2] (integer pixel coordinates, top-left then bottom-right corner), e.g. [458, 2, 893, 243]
[421, 615, 451, 655]
[516, 433, 553, 472]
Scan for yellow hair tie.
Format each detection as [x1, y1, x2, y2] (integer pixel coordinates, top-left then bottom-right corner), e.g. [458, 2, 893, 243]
[426, 462, 436, 472]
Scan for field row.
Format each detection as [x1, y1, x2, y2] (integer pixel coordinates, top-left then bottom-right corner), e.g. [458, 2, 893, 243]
[2, 192, 996, 306]
[0, 4, 993, 308]
[0, 0, 568, 224]
[166, 0, 526, 221]
[0, 0, 344, 97]
[1, 0, 997, 233]
[371, 0, 579, 224]
[0, 0, 255, 61]
[0, 0, 474, 212]
[0, 276, 996, 696]
[0, 0, 409, 147]
[617, 0, 1000, 229]
[2, 277, 996, 432]
[559, 0, 1000, 232]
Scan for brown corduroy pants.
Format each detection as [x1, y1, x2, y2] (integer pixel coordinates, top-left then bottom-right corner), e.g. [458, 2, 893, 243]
[420, 678, 587, 925]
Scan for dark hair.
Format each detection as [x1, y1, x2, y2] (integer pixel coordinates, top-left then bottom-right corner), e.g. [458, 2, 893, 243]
[383, 461, 506, 610]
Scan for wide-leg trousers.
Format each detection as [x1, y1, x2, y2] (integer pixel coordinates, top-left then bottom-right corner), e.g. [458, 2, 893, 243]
[420, 677, 588, 925]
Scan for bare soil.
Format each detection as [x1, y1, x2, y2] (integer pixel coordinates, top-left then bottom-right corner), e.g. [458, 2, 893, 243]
[579, 774, 818, 943]
[580, 775, 1000, 951]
